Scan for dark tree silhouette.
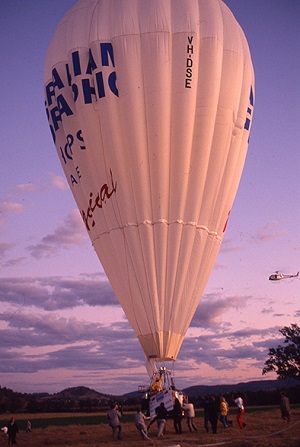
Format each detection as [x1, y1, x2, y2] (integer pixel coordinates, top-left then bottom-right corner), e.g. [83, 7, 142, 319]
[262, 323, 300, 380]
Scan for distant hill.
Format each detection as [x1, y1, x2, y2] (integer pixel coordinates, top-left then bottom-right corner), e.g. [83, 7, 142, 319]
[1, 378, 299, 413]
[122, 378, 300, 399]
[182, 378, 300, 397]
[50, 386, 113, 401]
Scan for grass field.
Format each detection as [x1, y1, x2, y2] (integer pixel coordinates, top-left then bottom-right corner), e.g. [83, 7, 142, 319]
[1, 407, 300, 446]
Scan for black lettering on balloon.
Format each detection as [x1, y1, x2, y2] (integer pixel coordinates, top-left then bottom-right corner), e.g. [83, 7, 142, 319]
[185, 36, 194, 88]
[81, 169, 117, 231]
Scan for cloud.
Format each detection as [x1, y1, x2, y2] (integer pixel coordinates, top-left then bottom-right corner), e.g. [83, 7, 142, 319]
[0, 201, 24, 214]
[190, 294, 250, 328]
[0, 257, 26, 269]
[261, 307, 274, 314]
[0, 272, 290, 393]
[4, 313, 274, 381]
[0, 201, 24, 226]
[0, 274, 118, 312]
[3, 312, 104, 346]
[51, 175, 68, 190]
[253, 221, 288, 242]
[179, 326, 278, 373]
[15, 183, 37, 194]
[219, 238, 242, 254]
[0, 242, 14, 258]
[0, 309, 141, 375]
[27, 210, 87, 259]
[0, 244, 26, 270]
[14, 176, 68, 195]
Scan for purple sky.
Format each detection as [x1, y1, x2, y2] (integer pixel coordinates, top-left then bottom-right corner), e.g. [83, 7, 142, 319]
[0, 0, 299, 395]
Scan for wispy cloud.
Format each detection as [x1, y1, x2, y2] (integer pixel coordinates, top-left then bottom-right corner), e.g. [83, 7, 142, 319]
[51, 174, 69, 190]
[0, 242, 14, 258]
[27, 210, 87, 259]
[0, 201, 24, 214]
[15, 183, 37, 194]
[220, 238, 242, 253]
[253, 221, 288, 242]
[0, 201, 24, 227]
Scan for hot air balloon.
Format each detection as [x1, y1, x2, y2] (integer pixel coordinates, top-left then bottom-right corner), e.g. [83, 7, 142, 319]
[44, 0, 254, 385]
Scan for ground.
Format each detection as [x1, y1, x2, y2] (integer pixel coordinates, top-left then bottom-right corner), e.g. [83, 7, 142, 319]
[2, 407, 300, 447]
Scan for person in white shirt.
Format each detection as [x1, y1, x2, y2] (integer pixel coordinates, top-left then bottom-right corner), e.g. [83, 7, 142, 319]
[233, 394, 246, 429]
[182, 401, 197, 432]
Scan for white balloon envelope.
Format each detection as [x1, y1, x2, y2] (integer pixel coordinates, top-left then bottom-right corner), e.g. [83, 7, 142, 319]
[44, 0, 254, 366]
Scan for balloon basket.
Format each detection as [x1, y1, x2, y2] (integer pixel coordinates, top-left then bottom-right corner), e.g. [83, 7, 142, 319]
[139, 366, 185, 416]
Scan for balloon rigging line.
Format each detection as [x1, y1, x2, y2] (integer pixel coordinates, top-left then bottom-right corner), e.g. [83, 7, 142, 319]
[164, 418, 300, 445]
[244, 418, 300, 439]
[0, 296, 25, 321]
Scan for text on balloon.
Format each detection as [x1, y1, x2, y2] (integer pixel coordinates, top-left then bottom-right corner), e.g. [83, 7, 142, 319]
[45, 43, 118, 142]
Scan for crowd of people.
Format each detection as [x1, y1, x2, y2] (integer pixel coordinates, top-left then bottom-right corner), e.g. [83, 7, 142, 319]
[106, 392, 250, 440]
[106, 391, 293, 441]
[0, 392, 292, 443]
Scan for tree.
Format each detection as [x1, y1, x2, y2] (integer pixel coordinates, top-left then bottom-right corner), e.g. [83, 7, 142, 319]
[262, 323, 300, 380]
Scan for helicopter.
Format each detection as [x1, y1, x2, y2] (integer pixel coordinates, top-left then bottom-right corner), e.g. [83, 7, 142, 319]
[269, 271, 299, 281]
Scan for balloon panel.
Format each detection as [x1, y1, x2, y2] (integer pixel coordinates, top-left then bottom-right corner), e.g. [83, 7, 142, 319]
[44, 0, 254, 362]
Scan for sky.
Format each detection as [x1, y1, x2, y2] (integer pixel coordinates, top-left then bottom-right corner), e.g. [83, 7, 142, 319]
[0, 0, 299, 396]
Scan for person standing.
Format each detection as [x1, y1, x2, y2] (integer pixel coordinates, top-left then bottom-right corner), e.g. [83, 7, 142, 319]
[233, 394, 246, 429]
[207, 396, 219, 434]
[280, 392, 291, 424]
[107, 403, 122, 440]
[172, 398, 183, 434]
[7, 418, 18, 446]
[133, 408, 151, 440]
[202, 395, 210, 433]
[182, 400, 197, 432]
[219, 397, 228, 428]
[155, 402, 168, 438]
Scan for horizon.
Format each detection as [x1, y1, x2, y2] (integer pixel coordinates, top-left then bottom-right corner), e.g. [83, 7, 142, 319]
[2, 376, 295, 398]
